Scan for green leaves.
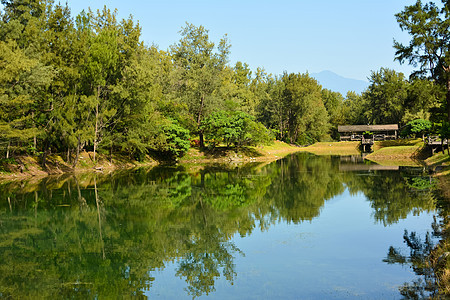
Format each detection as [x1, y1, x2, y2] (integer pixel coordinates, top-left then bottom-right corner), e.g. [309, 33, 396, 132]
[152, 119, 190, 160]
[395, 0, 450, 122]
[364, 68, 408, 125]
[201, 110, 272, 148]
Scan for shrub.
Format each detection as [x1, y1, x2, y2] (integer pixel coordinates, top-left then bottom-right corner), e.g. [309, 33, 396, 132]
[152, 119, 190, 161]
[201, 111, 273, 148]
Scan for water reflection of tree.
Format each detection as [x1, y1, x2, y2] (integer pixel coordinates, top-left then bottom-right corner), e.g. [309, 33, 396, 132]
[344, 172, 436, 226]
[384, 220, 442, 299]
[0, 154, 442, 298]
[260, 153, 345, 223]
[0, 166, 259, 298]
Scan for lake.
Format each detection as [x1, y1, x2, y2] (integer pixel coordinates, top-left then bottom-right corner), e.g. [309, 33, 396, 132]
[0, 152, 442, 299]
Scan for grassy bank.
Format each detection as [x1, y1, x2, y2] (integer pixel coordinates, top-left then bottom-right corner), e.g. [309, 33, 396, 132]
[179, 141, 301, 164]
[0, 151, 157, 181]
[365, 139, 425, 163]
[0, 141, 301, 182]
[297, 141, 361, 156]
[299, 139, 425, 162]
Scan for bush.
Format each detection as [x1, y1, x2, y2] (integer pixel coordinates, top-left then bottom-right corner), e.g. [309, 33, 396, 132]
[201, 111, 273, 148]
[152, 119, 190, 161]
[402, 119, 432, 139]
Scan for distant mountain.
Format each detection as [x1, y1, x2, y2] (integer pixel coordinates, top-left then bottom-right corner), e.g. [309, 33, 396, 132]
[310, 70, 369, 96]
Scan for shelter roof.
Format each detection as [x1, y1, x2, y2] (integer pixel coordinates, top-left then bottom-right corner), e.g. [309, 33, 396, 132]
[338, 124, 398, 132]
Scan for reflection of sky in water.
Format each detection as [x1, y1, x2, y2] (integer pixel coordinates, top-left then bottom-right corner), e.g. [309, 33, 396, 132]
[147, 189, 437, 299]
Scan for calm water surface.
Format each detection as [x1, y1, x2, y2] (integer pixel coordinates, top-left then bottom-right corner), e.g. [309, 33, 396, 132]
[0, 153, 442, 299]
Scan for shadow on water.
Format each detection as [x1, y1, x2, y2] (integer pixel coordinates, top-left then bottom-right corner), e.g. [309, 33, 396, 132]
[0, 152, 442, 298]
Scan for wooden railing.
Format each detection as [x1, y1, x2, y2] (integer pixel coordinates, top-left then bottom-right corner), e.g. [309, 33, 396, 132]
[340, 134, 396, 141]
[361, 137, 373, 145]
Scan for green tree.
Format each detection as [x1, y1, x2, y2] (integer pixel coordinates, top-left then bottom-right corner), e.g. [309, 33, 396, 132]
[344, 91, 369, 125]
[281, 72, 329, 144]
[364, 68, 408, 125]
[201, 110, 271, 148]
[394, 0, 450, 122]
[322, 89, 348, 139]
[403, 78, 443, 123]
[170, 23, 231, 147]
[151, 119, 190, 161]
[0, 0, 55, 159]
[404, 118, 432, 140]
[256, 73, 285, 139]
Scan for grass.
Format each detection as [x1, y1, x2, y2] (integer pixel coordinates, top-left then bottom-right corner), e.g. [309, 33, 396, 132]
[179, 141, 301, 164]
[373, 138, 423, 150]
[365, 139, 425, 164]
[425, 152, 450, 166]
[298, 141, 360, 156]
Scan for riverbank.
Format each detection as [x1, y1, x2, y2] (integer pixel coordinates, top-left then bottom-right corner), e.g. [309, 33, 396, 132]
[298, 139, 428, 166]
[0, 141, 301, 182]
[296, 141, 361, 156]
[179, 140, 301, 164]
[0, 151, 158, 182]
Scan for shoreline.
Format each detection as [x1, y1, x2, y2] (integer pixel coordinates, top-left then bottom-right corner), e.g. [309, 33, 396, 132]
[1, 140, 448, 182]
[0, 141, 301, 182]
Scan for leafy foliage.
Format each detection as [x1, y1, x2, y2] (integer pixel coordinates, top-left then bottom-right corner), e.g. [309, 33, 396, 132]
[152, 119, 190, 160]
[394, 0, 450, 122]
[201, 110, 272, 148]
[403, 119, 432, 139]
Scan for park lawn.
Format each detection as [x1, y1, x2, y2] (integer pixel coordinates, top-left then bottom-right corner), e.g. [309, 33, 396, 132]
[425, 152, 450, 167]
[365, 139, 425, 163]
[372, 138, 423, 151]
[299, 141, 360, 156]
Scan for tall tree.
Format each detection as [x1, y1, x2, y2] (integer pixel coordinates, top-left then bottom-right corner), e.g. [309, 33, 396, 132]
[0, 0, 55, 159]
[322, 89, 348, 139]
[281, 72, 329, 144]
[363, 68, 408, 125]
[170, 23, 230, 147]
[394, 0, 450, 121]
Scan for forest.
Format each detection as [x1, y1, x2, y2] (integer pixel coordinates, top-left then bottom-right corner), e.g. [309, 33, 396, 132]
[1, 0, 449, 164]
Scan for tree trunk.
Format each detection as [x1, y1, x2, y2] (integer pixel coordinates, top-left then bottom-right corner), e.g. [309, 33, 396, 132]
[447, 78, 450, 122]
[199, 132, 204, 149]
[93, 86, 100, 165]
[6, 140, 9, 159]
[279, 117, 284, 140]
[197, 95, 205, 148]
[32, 111, 36, 151]
[72, 136, 81, 168]
[41, 141, 48, 168]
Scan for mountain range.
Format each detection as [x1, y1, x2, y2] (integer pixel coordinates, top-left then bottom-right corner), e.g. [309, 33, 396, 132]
[310, 70, 369, 96]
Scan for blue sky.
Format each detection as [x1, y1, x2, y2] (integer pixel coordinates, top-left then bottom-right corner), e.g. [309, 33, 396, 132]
[8, 0, 418, 81]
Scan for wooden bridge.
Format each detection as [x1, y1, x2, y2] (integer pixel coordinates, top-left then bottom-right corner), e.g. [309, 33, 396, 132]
[426, 136, 449, 154]
[338, 124, 398, 152]
[360, 137, 374, 152]
[338, 124, 398, 142]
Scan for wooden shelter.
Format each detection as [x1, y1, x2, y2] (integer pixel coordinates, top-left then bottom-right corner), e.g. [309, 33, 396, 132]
[338, 124, 398, 141]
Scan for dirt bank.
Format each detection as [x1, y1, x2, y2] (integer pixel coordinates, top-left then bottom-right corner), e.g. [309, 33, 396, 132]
[0, 141, 302, 182]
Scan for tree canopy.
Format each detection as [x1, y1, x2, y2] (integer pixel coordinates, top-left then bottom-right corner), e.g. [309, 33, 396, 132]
[1, 0, 450, 163]
[394, 0, 450, 122]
